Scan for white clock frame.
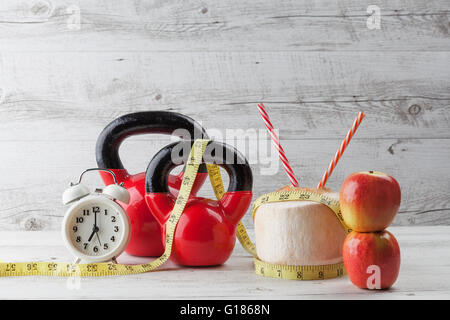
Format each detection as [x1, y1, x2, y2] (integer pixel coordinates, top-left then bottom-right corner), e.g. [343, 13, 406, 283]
[62, 194, 131, 263]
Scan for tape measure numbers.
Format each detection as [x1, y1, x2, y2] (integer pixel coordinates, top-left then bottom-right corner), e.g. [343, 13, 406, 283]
[254, 259, 345, 280]
[1, 139, 349, 280]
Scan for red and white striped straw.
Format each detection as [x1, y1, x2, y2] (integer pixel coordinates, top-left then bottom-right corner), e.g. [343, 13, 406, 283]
[317, 112, 365, 189]
[257, 103, 299, 187]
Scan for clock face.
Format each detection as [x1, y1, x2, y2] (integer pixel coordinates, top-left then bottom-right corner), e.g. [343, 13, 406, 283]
[63, 196, 130, 262]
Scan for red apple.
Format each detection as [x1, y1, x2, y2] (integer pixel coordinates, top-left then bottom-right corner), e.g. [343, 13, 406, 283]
[343, 230, 401, 289]
[340, 171, 401, 232]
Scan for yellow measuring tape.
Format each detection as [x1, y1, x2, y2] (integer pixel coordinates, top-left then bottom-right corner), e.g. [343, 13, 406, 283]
[209, 164, 351, 280]
[0, 139, 209, 277]
[247, 190, 351, 280]
[0, 139, 350, 280]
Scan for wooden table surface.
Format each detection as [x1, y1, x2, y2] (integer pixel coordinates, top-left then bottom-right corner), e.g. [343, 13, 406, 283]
[0, 226, 449, 300]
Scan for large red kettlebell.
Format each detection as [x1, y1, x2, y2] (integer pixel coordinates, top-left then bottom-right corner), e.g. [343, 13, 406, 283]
[145, 140, 253, 266]
[96, 111, 209, 256]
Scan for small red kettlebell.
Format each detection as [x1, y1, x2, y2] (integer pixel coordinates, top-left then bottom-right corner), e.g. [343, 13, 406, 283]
[95, 111, 209, 257]
[145, 140, 253, 266]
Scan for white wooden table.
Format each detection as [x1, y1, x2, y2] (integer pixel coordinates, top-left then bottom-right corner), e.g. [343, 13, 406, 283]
[0, 226, 449, 299]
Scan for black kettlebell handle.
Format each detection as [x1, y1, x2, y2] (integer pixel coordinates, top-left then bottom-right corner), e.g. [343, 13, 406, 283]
[96, 111, 208, 171]
[145, 140, 253, 194]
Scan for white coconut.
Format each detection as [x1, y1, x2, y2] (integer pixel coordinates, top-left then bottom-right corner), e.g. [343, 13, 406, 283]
[254, 191, 346, 266]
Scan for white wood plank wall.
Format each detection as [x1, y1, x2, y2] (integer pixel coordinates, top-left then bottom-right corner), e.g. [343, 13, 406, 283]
[0, 0, 449, 231]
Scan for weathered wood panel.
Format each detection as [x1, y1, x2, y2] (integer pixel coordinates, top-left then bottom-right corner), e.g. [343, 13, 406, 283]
[1, 52, 449, 140]
[0, 138, 448, 230]
[0, 0, 449, 231]
[0, 0, 449, 52]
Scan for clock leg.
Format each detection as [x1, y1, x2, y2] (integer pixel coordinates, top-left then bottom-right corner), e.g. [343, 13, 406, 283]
[74, 257, 81, 264]
[112, 257, 118, 264]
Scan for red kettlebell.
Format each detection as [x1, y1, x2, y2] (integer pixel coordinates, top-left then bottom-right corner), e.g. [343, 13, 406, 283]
[145, 140, 253, 266]
[96, 111, 209, 256]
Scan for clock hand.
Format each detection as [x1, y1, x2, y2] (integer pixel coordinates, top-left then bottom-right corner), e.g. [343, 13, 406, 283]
[87, 226, 97, 242]
[88, 211, 99, 242]
[95, 231, 102, 246]
[93, 210, 102, 245]
[95, 227, 102, 246]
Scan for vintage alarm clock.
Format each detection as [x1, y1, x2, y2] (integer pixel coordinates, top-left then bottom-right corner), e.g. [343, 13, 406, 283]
[62, 168, 131, 263]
